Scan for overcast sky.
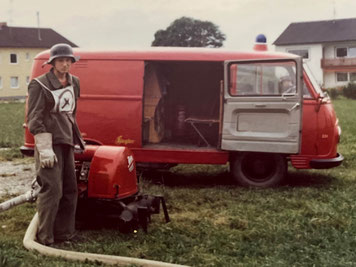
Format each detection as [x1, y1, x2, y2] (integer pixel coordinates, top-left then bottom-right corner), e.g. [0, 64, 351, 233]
[1, 0, 356, 50]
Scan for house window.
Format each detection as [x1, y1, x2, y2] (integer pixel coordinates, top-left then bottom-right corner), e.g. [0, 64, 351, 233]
[336, 73, 348, 82]
[350, 73, 356, 82]
[288, 49, 309, 59]
[26, 76, 30, 85]
[10, 77, 19, 88]
[336, 47, 356, 58]
[10, 53, 17, 63]
[349, 47, 356, 57]
[25, 52, 30, 61]
[336, 48, 347, 57]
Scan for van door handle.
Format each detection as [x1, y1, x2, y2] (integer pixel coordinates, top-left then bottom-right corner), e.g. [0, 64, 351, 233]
[289, 103, 300, 112]
[255, 104, 266, 107]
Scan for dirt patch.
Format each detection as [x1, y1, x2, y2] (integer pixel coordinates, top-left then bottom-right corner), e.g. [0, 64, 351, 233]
[0, 160, 36, 198]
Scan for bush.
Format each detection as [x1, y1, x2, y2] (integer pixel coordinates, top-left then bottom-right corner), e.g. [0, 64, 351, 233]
[325, 87, 340, 99]
[343, 82, 356, 99]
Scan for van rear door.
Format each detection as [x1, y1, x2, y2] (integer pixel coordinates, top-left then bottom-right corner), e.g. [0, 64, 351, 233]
[221, 58, 303, 154]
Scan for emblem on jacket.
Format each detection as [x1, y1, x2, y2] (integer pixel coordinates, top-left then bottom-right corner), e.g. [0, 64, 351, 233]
[55, 88, 75, 113]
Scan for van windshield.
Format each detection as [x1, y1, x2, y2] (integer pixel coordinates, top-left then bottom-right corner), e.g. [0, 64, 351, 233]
[229, 60, 297, 96]
[303, 63, 325, 97]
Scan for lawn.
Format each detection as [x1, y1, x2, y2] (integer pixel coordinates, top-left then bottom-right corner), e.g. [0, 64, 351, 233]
[0, 101, 25, 161]
[0, 98, 356, 266]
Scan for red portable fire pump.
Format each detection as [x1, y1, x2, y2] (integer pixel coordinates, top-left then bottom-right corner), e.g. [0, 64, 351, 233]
[0, 144, 170, 233]
[74, 144, 170, 232]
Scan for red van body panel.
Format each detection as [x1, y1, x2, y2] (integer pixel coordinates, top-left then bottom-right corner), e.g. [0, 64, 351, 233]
[21, 48, 342, 170]
[75, 60, 144, 148]
[131, 147, 229, 164]
[290, 73, 342, 169]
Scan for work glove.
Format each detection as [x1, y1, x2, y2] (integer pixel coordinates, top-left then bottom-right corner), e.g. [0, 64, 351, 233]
[34, 133, 58, 168]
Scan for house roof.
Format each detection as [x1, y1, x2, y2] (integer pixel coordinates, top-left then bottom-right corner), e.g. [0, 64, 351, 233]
[0, 23, 77, 48]
[273, 18, 356, 46]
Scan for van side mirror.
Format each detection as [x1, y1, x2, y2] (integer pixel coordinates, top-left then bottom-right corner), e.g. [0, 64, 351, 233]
[315, 93, 322, 112]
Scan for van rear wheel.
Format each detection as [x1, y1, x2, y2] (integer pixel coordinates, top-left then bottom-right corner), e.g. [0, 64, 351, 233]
[230, 152, 287, 187]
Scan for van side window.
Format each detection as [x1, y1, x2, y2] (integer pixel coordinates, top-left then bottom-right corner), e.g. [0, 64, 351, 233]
[229, 61, 297, 96]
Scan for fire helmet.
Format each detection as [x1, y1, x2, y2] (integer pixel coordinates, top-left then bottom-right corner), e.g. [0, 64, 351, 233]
[45, 43, 79, 65]
[280, 75, 293, 82]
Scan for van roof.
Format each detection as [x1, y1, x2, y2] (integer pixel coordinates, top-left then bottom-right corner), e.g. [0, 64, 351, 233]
[35, 47, 298, 62]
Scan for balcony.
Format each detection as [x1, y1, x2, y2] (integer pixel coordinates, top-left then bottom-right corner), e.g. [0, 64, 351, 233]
[321, 57, 356, 71]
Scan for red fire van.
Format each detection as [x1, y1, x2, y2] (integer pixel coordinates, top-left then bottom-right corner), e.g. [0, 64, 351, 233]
[21, 45, 343, 187]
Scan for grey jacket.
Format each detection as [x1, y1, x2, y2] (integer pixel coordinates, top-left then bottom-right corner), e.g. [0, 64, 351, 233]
[27, 68, 84, 149]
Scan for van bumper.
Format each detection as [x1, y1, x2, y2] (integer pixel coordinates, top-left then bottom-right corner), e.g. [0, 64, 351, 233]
[20, 146, 34, 157]
[309, 153, 344, 169]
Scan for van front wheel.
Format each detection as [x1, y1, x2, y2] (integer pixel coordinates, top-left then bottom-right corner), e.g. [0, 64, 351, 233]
[230, 152, 287, 187]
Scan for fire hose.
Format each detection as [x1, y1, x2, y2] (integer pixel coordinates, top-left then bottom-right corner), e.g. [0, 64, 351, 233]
[0, 179, 40, 212]
[23, 212, 188, 267]
[1, 184, 189, 267]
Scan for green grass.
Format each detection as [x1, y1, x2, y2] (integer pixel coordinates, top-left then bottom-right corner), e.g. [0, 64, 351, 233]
[333, 98, 356, 170]
[1, 99, 356, 266]
[0, 101, 25, 161]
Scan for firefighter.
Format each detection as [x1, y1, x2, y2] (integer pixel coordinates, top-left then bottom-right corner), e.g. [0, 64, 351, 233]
[279, 75, 296, 94]
[27, 43, 84, 246]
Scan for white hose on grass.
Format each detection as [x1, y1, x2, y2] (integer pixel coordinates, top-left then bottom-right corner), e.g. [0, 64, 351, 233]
[23, 212, 189, 267]
[0, 179, 40, 213]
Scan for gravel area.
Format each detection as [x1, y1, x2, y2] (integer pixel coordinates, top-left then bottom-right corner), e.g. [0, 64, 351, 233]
[0, 160, 36, 198]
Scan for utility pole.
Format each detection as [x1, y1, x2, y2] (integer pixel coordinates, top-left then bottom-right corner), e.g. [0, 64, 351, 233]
[8, 0, 13, 25]
[333, 0, 337, 21]
[37, 11, 42, 41]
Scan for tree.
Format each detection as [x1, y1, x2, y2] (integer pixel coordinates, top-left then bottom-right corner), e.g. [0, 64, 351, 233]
[152, 17, 226, 48]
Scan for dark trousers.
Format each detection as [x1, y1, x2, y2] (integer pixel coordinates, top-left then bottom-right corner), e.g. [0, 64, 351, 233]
[35, 144, 78, 245]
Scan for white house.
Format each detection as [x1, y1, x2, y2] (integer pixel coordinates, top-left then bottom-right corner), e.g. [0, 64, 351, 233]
[0, 22, 77, 100]
[273, 18, 356, 89]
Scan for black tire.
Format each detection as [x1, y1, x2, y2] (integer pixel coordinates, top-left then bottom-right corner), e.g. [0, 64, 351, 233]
[230, 152, 287, 187]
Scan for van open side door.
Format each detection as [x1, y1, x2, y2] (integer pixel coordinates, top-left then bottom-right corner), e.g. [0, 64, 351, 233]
[221, 58, 303, 154]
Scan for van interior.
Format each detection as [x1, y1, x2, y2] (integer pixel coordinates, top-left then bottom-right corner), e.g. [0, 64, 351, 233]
[142, 61, 223, 149]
